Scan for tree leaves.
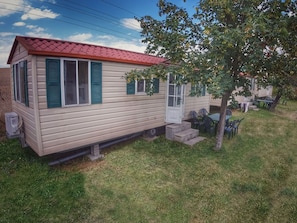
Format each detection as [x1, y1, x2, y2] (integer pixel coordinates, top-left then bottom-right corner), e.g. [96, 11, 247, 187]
[124, 0, 296, 149]
[127, 0, 296, 102]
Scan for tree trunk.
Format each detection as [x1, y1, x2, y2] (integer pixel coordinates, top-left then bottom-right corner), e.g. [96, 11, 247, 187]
[214, 91, 232, 151]
[269, 93, 281, 112]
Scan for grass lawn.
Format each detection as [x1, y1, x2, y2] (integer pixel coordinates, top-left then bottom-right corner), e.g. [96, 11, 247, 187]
[1, 101, 297, 223]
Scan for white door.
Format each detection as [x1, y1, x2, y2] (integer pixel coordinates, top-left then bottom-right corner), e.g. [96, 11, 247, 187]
[166, 74, 185, 124]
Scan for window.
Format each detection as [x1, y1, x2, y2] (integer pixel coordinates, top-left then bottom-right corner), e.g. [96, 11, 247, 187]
[46, 58, 102, 108]
[190, 83, 206, 97]
[127, 78, 159, 95]
[13, 60, 28, 106]
[62, 60, 89, 106]
[78, 61, 89, 104]
[250, 78, 255, 91]
[136, 79, 145, 93]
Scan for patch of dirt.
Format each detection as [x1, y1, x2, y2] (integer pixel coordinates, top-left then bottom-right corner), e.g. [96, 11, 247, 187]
[288, 112, 297, 121]
[54, 157, 106, 172]
[52, 137, 142, 172]
[275, 109, 297, 121]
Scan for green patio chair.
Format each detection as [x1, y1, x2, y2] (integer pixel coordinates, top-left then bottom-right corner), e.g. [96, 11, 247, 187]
[190, 111, 205, 131]
[224, 120, 235, 139]
[204, 116, 216, 136]
[233, 118, 244, 135]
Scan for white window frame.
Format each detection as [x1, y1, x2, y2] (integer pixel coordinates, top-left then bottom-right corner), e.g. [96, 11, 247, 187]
[135, 79, 146, 94]
[135, 78, 158, 95]
[60, 58, 91, 107]
[13, 60, 26, 105]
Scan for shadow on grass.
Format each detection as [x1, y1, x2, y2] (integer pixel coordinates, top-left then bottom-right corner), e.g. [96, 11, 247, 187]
[0, 139, 91, 223]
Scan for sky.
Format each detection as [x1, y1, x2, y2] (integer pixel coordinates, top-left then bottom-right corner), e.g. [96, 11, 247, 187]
[0, 0, 197, 68]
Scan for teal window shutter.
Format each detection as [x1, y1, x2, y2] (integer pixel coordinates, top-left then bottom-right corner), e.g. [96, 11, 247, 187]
[201, 85, 206, 96]
[190, 85, 195, 96]
[23, 60, 29, 107]
[127, 80, 135, 94]
[153, 78, 159, 93]
[46, 59, 61, 108]
[91, 62, 102, 104]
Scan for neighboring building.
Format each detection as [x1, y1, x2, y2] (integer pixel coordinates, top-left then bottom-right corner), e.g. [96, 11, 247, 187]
[7, 36, 210, 156]
[210, 77, 273, 107]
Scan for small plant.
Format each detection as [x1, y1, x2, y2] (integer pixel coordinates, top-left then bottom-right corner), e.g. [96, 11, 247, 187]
[228, 96, 239, 109]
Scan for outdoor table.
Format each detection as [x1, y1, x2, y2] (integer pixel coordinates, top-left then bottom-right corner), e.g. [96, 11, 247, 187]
[208, 113, 231, 122]
[208, 113, 232, 133]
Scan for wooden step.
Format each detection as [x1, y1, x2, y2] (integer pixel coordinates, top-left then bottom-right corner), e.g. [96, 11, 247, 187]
[184, 136, 206, 146]
[166, 121, 191, 140]
[249, 105, 260, 111]
[174, 128, 199, 143]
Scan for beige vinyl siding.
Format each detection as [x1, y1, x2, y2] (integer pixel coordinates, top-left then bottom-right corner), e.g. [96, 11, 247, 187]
[210, 97, 223, 107]
[36, 57, 47, 110]
[36, 59, 166, 155]
[11, 51, 210, 156]
[27, 57, 34, 109]
[10, 44, 28, 63]
[40, 103, 165, 155]
[41, 108, 164, 155]
[11, 103, 38, 151]
[184, 84, 210, 119]
[10, 45, 39, 154]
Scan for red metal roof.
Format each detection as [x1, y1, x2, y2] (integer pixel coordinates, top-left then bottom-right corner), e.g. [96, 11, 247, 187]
[7, 36, 166, 66]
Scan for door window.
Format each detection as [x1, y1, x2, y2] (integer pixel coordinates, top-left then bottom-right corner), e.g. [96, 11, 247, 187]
[168, 74, 183, 107]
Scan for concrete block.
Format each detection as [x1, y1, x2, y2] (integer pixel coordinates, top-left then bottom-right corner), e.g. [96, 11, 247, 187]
[88, 144, 104, 161]
[174, 128, 199, 142]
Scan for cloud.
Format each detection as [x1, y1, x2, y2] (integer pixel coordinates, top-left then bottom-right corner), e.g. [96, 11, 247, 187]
[40, 0, 56, 3]
[94, 35, 146, 53]
[0, 32, 19, 37]
[121, 18, 142, 32]
[0, 32, 19, 67]
[13, 21, 26, 26]
[67, 33, 146, 53]
[68, 33, 93, 43]
[109, 40, 146, 53]
[26, 25, 45, 33]
[0, 0, 25, 17]
[95, 35, 113, 40]
[25, 32, 52, 38]
[0, 0, 59, 21]
[25, 25, 52, 38]
[21, 6, 59, 20]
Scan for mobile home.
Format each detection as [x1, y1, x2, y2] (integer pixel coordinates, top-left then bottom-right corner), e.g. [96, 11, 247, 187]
[7, 36, 210, 157]
[210, 77, 273, 107]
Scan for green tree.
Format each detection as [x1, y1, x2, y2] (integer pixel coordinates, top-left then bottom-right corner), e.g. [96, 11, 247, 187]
[125, 0, 296, 150]
[255, 0, 297, 111]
